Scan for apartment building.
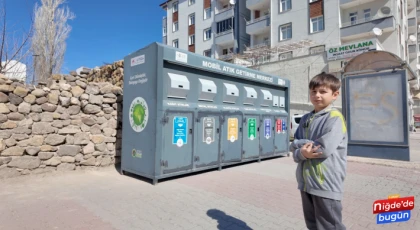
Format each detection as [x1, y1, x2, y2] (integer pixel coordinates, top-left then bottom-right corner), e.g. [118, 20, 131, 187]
[160, 0, 250, 60]
[253, 0, 418, 114]
[160, 0, 420, 114]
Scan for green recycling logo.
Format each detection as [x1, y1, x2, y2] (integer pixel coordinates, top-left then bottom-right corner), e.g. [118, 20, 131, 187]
[129, 97, 148, 132]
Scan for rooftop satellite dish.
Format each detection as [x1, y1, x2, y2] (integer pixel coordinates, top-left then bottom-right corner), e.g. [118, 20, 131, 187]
[409, 35, 416, 42]
[229, 0, 236, 5]
[372, 27, 383, 36]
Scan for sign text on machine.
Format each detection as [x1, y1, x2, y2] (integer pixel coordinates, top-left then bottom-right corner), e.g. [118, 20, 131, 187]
[202, 61, 273, 83]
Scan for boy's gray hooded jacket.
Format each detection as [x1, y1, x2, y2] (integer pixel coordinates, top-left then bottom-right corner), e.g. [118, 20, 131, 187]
[289, 106, 348, 201]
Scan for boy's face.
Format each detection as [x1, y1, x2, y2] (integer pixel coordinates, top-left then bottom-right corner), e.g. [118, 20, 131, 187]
[310, 85, 339, 112]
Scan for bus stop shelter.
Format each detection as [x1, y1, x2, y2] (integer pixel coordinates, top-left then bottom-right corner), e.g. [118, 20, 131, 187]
[341, 50, 420, 161]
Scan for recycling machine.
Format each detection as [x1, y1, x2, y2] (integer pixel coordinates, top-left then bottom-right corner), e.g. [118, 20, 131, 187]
[121, 43, 290, 184]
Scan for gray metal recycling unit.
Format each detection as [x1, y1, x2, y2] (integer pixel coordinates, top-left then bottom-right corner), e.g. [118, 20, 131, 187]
[122, 42, 290, 184]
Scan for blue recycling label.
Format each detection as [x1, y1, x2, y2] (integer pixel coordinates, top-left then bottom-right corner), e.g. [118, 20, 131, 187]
[173, 116, 188, 146]
[282, 118, 287, 132]
[264, 119, 271, 139]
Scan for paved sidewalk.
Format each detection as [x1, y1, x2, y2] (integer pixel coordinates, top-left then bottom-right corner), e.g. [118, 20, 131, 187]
[0, 156, 419, 230]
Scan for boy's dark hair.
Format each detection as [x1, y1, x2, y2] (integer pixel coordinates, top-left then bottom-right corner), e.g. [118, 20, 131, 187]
[309, 72, 341, 92]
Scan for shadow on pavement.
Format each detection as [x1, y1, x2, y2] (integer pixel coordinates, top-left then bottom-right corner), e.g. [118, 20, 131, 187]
[207, 209, 253, 230]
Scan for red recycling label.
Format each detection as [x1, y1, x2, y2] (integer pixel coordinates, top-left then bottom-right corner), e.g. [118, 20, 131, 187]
[276, 119, 282, 133]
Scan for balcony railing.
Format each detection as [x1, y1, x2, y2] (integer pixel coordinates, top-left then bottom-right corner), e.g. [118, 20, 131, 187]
[215, 29, 233, 37]
[216, 6, 233, 15]
[246, 15, 270, 25]
[341, 14, 393, 28]
[248, 41, 270, 50]
[219, 53, 234, 60]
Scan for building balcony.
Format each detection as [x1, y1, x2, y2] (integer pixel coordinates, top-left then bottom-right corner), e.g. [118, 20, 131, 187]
[408, 18, 416, 27]
[248, 40, 270, 50]
[218, 53, 234, 61]
[408, 44, 417, 59]
[408, 17, 416, 32]
[246, 15, 270, 35]
[215, 30, 234, 46]
[407, 0, 416, 9]
[215, 6, 234, 22]
[340, 0, 377, 9]
[246, 0, 270, 11]
[340, 16, 395, 41]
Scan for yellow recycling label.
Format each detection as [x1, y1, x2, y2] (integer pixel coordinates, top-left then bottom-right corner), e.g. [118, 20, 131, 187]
[227, 118, 238, 142]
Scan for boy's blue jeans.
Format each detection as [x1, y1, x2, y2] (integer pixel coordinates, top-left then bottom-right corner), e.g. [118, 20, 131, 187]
[300, 191, 346, 230]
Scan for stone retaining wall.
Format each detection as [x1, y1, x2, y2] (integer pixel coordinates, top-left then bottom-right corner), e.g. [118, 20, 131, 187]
[75, 60, 124, 88]
[0, 74, 123, 178]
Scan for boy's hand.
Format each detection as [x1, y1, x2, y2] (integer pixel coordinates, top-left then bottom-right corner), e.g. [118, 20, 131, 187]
[300, 143, 322, 159]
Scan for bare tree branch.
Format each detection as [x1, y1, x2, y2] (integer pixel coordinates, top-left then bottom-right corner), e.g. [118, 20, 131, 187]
[0, 0, 33, 82]
[32, 0, 75, 83]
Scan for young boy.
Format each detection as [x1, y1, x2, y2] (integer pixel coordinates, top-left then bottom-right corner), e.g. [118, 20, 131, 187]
[289, 72, 348, 230]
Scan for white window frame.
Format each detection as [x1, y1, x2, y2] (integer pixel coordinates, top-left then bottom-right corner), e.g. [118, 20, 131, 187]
[364, 9, 371, 22]
[310, 45, 325, 54]
[204, 28, 212, 41]
[189, 14, 195, 26]
[189, 34, 195, 45]
[173, 22, 178, 32]
[350, 12, 357, 25]
[188, 0, 195, 6]
[203, 49, 211, 57]
[309, 0, 319, 2]
[204, 7, 211, 20]
[172, 39, 179, 48]
[163, 26, 167, 36]
[280, 0, 291, 12]
[279, 24, 292, 41]
[173, 2, 178, 13]
[310, 16, 324, 33]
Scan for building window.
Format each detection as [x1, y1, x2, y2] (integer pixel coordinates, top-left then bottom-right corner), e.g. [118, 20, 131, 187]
[163, 26, 167, 36]
[364, 9, 371, 21]
[263, 37, 269, 45]
[189, 14, 195, 26]
[204, 28, 212, 40]
[173, 39, 179, 48]
[188, 0, 195, 6]
[204, 8, 211, 20]
[204, 50, 211, 57]
[279, 24, 292, 41]
[279, 0, 291, 13]
[173, 22, 178, 32]
[350, 12, 357, 25]
[222, 48, 232, 55]
[173, 2, 178, 13]
[310, 16, 324, 33]
[310, 45, 325, 54]
[216, 18, 234, 34]
[278, 51, 292, 60]
[189, 35, 195, 45]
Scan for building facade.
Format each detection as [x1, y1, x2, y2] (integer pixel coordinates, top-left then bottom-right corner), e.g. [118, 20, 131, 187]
[160, 0, 420, 115]
[160, 0, 250, 60]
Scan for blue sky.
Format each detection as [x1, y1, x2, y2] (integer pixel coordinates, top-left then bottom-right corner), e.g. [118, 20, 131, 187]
[8, 0, 166, 73]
